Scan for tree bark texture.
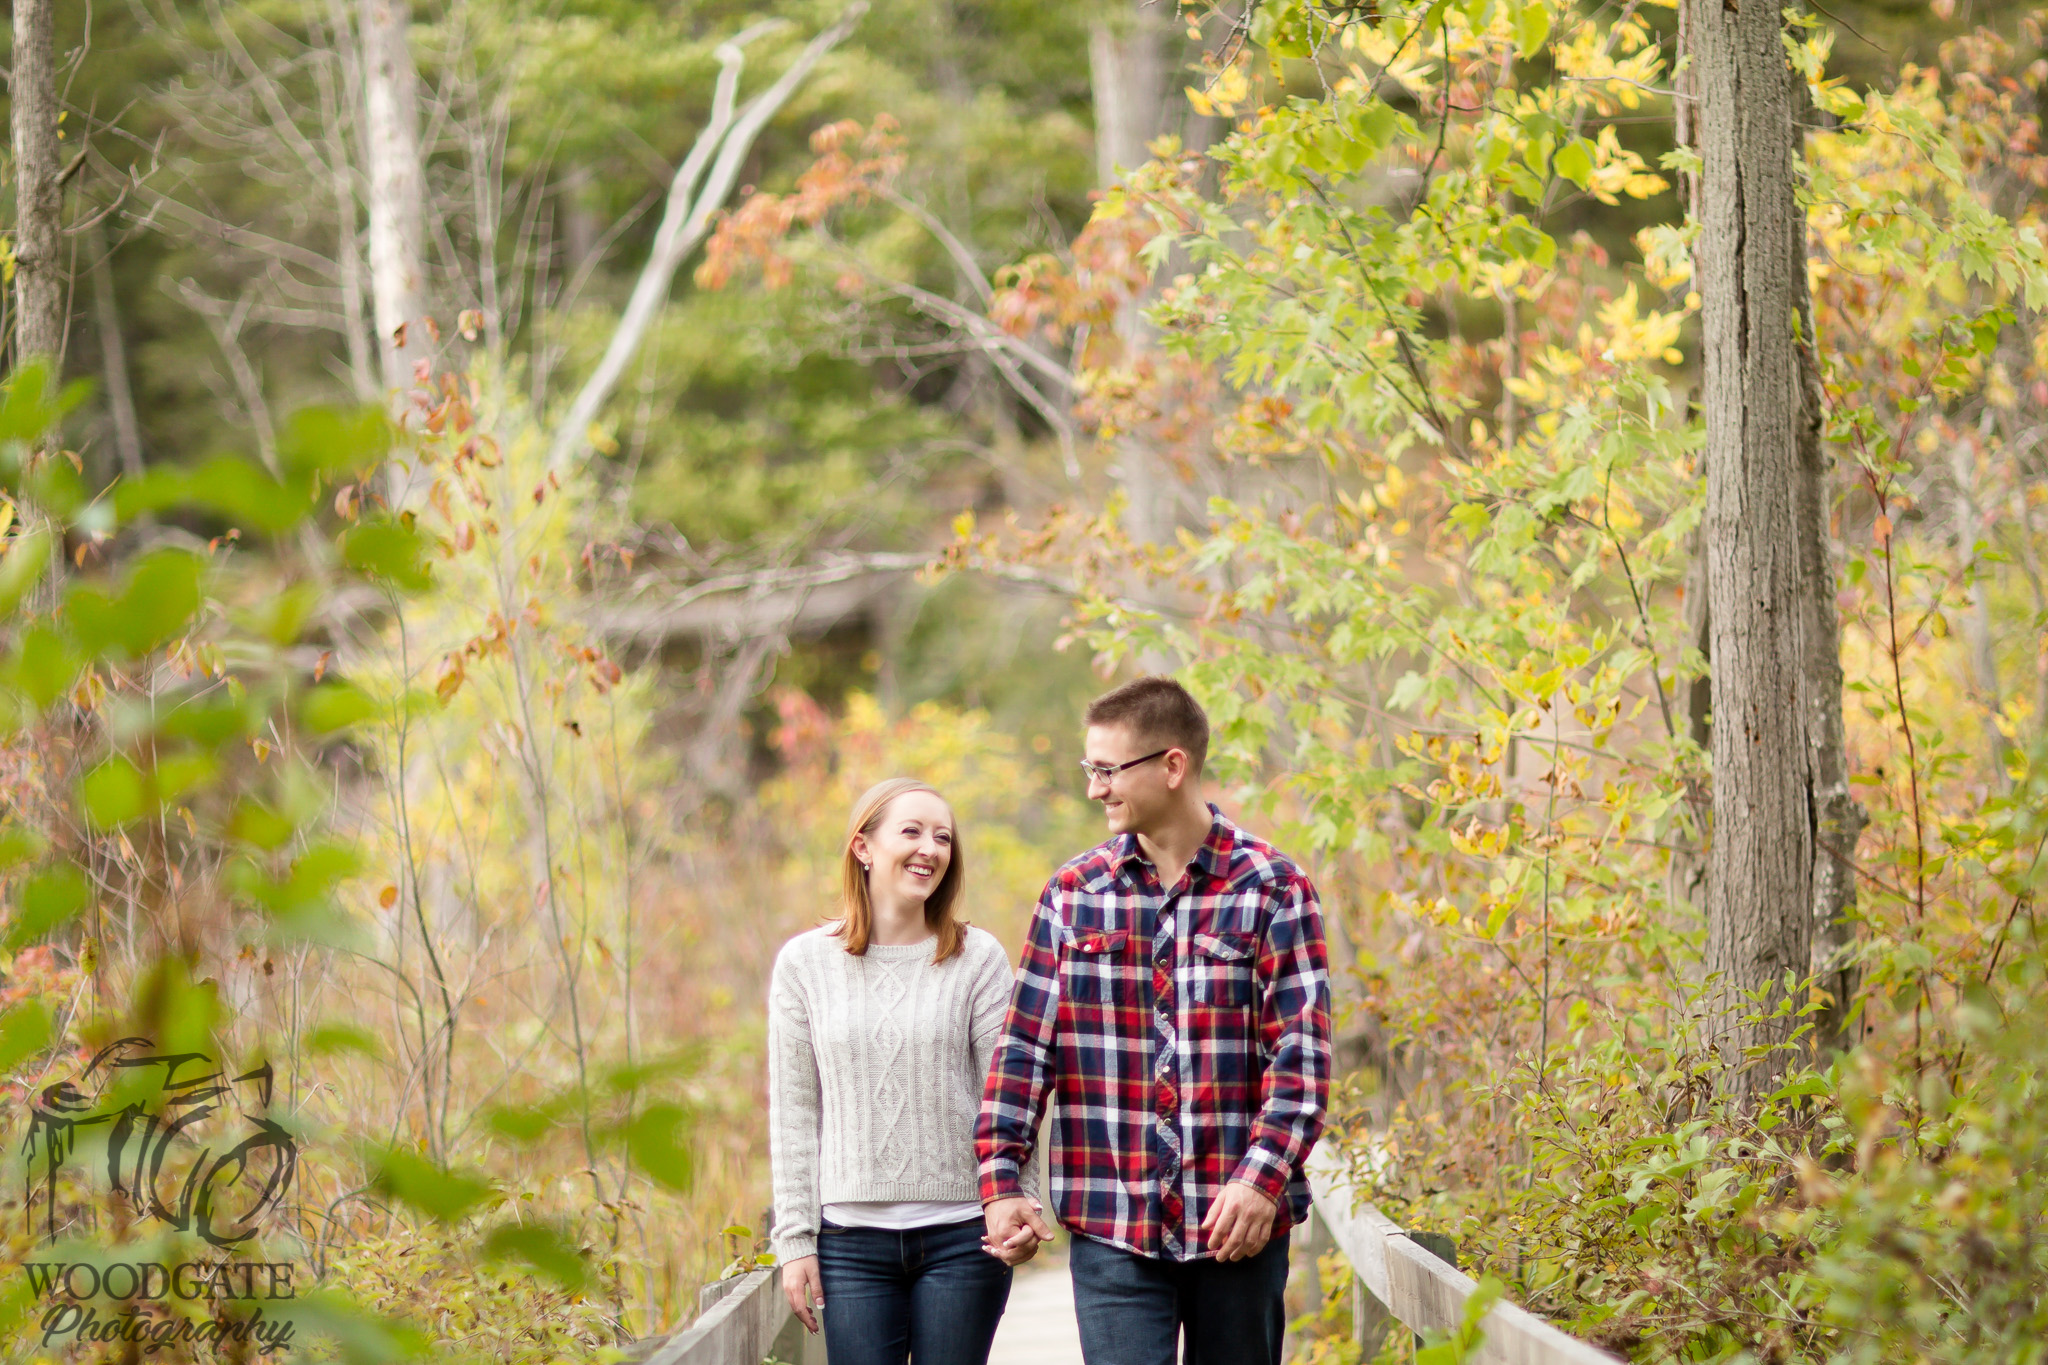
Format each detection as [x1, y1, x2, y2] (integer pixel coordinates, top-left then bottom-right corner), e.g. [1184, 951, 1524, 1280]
[359, 0, 427, 401]
[11, 0, 65, 366]
[1691, 0, 1841, 1088]
[1792, 187, 1867, 1054]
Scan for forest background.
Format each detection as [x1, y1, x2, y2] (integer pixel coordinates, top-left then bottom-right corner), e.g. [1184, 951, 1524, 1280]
[0, 0, 2043, 1360]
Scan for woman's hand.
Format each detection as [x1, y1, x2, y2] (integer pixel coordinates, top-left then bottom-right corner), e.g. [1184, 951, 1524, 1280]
[782, 1256, 824, 1333]
[983, 1196, 1053, 1267]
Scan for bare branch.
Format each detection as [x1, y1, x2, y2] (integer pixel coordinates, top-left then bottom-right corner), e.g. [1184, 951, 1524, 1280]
[544, 6, 868, 475]
[877, 186, 992, 305]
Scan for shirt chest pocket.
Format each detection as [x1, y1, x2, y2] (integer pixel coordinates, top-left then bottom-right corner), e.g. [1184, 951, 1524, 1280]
[1187, 932, 1256, 1007]
[1061, 929, 1140, 1006]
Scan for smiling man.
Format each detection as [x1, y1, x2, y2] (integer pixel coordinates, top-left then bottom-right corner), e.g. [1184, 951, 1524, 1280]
[975, 676, 1331, 1365]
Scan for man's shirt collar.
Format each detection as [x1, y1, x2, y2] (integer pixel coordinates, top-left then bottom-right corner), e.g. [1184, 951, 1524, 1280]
[1109, 804, 1236, 889]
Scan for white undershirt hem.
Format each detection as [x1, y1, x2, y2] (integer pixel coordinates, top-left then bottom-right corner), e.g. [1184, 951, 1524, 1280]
[821, 1199, 986, 1230]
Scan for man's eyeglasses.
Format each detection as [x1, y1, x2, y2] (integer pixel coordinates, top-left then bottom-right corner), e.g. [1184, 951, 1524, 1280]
[1079, 750, 1170, 784]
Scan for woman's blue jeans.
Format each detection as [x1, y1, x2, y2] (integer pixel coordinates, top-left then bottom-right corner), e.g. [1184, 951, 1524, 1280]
[816, 1218, 1012, 1365]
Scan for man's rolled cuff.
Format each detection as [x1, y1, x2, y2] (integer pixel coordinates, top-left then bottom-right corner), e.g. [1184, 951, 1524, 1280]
[979, 1158, 1026, 1205]
[1228, 1145, 1294, 1204]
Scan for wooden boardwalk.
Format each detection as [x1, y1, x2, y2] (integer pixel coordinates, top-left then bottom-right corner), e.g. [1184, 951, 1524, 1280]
[649, 1156, 1624, 1364]
[988, 1255, 1083, 1365]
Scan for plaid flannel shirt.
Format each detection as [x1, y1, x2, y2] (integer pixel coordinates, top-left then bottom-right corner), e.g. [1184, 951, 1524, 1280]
[975, 807, 1331, 1261]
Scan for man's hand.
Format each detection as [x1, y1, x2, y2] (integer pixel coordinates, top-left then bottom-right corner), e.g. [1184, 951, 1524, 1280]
[781, 1256, 824, 1333]
[983, 1195, 1055, 1267]
[1200, 1181, 1279, 1262]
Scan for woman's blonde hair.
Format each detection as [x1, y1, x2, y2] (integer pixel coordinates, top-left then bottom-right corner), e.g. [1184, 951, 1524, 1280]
[833, 777, 966, 962]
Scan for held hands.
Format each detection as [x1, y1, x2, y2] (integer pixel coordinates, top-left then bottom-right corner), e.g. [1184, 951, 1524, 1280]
[1201, 1181, 1279, 1262]
[982, 1195, 1055, 1266]
[781, 1255, 824, 1334]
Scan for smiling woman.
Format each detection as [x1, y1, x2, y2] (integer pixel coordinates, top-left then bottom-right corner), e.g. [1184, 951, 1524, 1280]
[767, 777, 1038, 1365]
[835, 778, 967, 961]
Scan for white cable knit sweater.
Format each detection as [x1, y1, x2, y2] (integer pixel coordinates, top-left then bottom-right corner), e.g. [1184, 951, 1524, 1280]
[768, 923, 1028, 1261]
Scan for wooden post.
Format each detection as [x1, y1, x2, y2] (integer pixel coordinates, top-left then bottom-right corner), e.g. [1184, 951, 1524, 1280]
[1405, 1233, 1458, 1348]
[1352, 1275, 1392, 1357]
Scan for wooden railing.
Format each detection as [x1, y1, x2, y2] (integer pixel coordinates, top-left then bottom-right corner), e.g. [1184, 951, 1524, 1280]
[1301, 1149, 1621, 1365]
[635, 1271, 806, 1365]
[636, 1149, 1622, 1365]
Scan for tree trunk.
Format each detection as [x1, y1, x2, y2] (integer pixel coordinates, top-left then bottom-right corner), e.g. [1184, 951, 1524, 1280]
[1947, 438, 2010, 784]
[359, 0, 427, 402]
[1690, 0, 1829, 1094]
[1088, 3, 1173, 544]
[89, 225, 145, 478]
[1793, 189, 1867, 1055]
[1088, 8, 1168, 190]
[11, 0, 65, 367]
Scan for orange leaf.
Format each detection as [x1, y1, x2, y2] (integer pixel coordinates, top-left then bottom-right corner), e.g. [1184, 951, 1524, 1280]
[378, 884, 399, 910]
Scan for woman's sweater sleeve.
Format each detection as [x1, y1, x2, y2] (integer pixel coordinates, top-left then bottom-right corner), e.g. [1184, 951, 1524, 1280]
[768, 945, 823, 1261]
[970, 937, 1042, 1206]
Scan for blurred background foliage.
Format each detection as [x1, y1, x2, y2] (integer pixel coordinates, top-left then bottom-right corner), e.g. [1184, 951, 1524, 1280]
[0, 0, 2043, 1358]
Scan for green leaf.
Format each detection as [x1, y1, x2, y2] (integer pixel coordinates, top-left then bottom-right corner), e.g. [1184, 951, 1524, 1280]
[240, 580, 322, 645]
[227, 800, 296, 851]
[80, 756, 147, 827]
[6, 866, 88, 950]
[1553, 138, 1595, 189]
[1350, 101, 1400, 157]
[300, 682, 380, 735]
[342, 520, 434, 593]
[485, 1101, 569, 1142]
[119, 551, 206, 655]
[481, 1222, 593, 1292]
[11, 625, 80, 709]
[1516, 0, 1552, 57]
[157, 693, 259, 746]
[367, 1147, 496, 1224]
[66, 550, 204, 659]
[0, 827, 48, 871]
[0, 524, 52, 618]
[153, 752, 221, 803]
[278, 406, 391, 478]
[0, 999, 54, 1075]
[130, 958, 225, 1055]
[0, 360, 90, 446]
[279, 1290, 428, 1365]
[115, 456, 309, 535]
[621, 1101, 695, 1193]
[304, 1022, 384, 1059]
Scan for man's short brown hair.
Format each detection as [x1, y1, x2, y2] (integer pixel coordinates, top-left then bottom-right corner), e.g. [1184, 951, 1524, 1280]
[1085, 675, 1209, 777]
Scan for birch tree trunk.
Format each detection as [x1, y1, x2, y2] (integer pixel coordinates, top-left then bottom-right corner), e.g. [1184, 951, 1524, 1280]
[1088, 2, 1172, 544]
[544, 8, 866, 475]
[1089, 9, 1167, 191]
[11, 0, 65, 367]
[1690, 0, 1832, 1094]
[359, 0, 427, 401]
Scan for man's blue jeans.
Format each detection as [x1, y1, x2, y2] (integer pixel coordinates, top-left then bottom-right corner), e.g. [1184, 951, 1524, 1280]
[815, 1218, 1011, 1365]
[1069, 1230, 1291, 1365]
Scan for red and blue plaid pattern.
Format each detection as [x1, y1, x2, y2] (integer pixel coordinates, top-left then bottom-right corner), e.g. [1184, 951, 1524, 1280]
[976, 807, 1331, 1260]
